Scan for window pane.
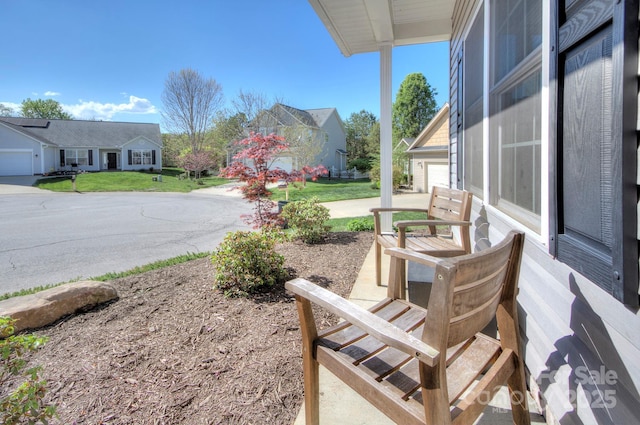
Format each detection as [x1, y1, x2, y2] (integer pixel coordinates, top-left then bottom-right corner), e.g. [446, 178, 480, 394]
[491, 0, 542, 84]
[463, 6, 484, 197]
[65, 149, 88, 166]
[496, 70, 542, 216]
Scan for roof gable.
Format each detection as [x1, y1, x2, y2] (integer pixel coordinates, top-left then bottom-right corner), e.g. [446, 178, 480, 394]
[407, 103, 449, 151]
[122, 135, 163, 149]
[0, 119, 57, 146]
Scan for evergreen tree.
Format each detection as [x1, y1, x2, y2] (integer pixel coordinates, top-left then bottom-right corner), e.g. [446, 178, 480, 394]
[392, 73, 438, 144]
[344, 110, 378, 162]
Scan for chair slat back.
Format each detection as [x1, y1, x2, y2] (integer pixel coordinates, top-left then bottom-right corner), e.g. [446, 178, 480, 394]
[422, 231, 524, 348]
[427, 186, 473, 222]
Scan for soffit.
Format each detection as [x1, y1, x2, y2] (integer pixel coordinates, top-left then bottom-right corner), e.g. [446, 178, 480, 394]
[308, 0, 453, 57]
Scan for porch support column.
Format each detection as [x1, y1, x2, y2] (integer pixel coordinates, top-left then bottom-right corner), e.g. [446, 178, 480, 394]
[379, 43, 393, 232]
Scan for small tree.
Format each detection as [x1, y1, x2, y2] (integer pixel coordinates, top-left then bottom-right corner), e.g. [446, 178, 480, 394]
[220, 132, 327, 229]
[178, 150, 215, 179]
[220, 133, 292, 228]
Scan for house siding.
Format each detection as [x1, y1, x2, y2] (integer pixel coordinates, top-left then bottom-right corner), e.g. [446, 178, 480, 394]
[0, 124, 45, 175]
[121, 137, 162, 172]
[408, 107, 449, 193]
[449, 0, 477, 189]
[314, 110, 346, 171]
[451, 1, 640, 424]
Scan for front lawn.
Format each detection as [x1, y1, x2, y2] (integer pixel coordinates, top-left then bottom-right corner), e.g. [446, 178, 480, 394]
[271, 178, 378, 203]
[35, 168, 228, 192]
[327, 210, 427, 232]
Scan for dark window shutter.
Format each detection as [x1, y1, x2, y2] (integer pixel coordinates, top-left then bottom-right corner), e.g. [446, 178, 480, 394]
[88, 150, 93, 166]
[552, 0, 638, 305]
[152, 150, 156, 165]
[128, 150, 132, 165]
[60, 150, 65, 167]
[456, 48, 463, 189]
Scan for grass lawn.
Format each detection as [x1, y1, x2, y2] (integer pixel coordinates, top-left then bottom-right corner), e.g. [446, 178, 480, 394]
[35, 168, 229, 192]
[271, 178, 378, 203]
[327, 211, 427, 232]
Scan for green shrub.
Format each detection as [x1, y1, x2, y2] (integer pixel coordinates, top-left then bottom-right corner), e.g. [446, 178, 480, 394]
[369, 163, 403, 190]
[211, 231, 288, 297]
[1, 317, 56, 425]
[346, 217, 375, 232]
[280, 197, 331, 244]
[347, 158, 373, 172]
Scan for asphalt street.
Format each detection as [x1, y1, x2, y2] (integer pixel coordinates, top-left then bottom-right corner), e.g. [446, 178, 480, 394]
[0, 189, 252, 294]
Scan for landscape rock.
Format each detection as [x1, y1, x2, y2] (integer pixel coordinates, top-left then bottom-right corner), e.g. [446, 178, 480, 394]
[0, 281, 118, 332]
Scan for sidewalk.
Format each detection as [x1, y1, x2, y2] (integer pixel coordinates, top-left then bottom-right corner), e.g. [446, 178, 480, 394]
[320, 191, 426, 218]
[293, 194, 547, 425]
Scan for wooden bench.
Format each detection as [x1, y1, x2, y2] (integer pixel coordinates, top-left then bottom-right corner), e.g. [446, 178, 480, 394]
[287, 230, 529, 425]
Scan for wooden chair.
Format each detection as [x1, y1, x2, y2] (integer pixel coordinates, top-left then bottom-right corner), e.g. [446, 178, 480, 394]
[286, 230, 529, 425]
[371, 186, 473, 286]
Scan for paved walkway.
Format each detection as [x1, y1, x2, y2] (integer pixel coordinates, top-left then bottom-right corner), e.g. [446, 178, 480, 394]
[320, 191, 426, 218]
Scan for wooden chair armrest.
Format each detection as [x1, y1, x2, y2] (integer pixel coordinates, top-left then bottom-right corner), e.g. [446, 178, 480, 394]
[394, 219, 471, 230]
[285, 278, 440, 366]
[370, 207, 429, 214]
[383, 247, 442, 268]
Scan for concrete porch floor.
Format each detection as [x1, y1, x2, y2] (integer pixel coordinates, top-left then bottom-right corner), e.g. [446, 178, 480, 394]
[292, 228, 547, 424]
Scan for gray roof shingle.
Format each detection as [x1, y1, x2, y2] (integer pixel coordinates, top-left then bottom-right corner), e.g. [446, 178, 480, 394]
[0, 117, 161, 148]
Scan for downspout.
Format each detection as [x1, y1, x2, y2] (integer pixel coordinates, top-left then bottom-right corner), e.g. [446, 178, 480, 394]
[380, 43, 393, 232]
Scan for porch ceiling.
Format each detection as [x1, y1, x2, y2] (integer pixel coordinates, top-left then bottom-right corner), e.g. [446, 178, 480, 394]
[308, 0, 453, 57]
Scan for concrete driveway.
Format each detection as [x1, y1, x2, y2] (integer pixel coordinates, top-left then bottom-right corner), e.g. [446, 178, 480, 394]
[0, 176, 49, 194]
[0, 189, 252, 294]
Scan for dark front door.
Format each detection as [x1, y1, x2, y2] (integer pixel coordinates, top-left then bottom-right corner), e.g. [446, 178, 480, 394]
[107, 153, 117, 170]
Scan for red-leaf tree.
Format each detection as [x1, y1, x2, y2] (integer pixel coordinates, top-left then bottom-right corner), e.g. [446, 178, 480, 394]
[220, 132, 327, 229]
[178, 151, 215, 179]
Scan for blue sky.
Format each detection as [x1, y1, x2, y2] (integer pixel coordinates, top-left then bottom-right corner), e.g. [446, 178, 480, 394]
[1, 0, 449, 131]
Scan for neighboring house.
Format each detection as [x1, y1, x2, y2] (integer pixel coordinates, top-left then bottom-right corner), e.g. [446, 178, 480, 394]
[309, 1, 639, 424]
[251, 103, 347, 173]
[0, 117, 162, 176]
[405, 103, 449, 193]
[393, 137, 411, 182]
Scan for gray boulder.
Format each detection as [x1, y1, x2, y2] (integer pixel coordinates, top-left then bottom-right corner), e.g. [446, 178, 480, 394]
[0, 281, 118, 332]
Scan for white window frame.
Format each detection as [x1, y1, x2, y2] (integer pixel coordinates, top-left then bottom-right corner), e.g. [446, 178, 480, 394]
[131, 149, 153, 165]
[469, 0, 549, 242]
[65, 149, 89, 166]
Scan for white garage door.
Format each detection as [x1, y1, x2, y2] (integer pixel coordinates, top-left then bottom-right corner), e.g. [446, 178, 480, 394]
[0, 151, 33, 176]
[426, 163, 449, 191]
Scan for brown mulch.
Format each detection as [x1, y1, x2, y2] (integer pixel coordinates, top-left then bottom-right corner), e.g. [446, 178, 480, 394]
[29, 231, 374, 425]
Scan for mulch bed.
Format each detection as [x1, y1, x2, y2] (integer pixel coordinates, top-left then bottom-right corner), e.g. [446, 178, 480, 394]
[28, 231, 373, 425]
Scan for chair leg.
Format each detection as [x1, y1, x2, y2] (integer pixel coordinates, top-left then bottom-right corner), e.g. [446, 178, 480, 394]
[507, 357, 531, 425]
[302, 348, 320, 425]
[375, 241, 382, 286]
[294, 295, 320, 425]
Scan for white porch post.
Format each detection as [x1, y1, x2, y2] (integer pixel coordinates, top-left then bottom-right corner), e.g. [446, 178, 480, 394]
[379, 43, 393, 232]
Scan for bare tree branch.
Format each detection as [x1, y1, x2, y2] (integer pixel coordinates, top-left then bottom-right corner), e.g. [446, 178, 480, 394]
[161, 68, 224, 153]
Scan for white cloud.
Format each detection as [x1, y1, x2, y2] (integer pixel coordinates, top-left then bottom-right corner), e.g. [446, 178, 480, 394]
[63, 96, 158, 121]
[44, 91, 61, 97]
[0, 101, 20, 115]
